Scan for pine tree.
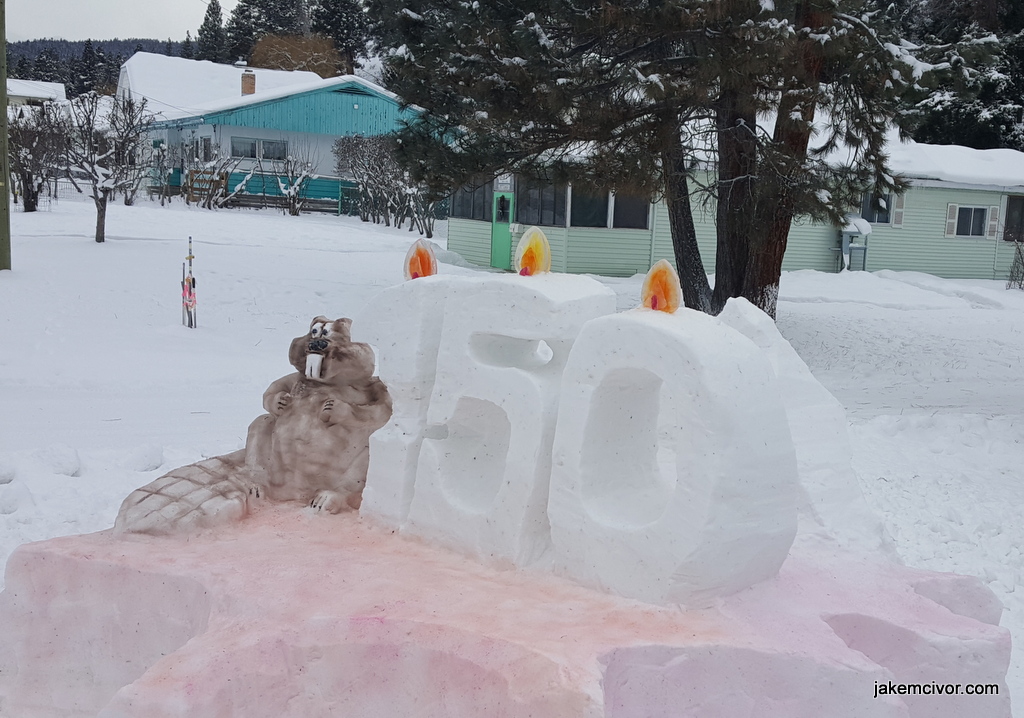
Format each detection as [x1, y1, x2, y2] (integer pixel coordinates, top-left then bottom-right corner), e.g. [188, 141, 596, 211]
[14, 56, 32, 79]
[32, 48, 65, 84]
[226, 0, 310, 62]
[901, 0, 1024, 151]
[180, 31, 196, 59]
[164, 38, 174, 55]
[197, 0, 229, 63]
[372, 0, 966, 318]
[226, 0, 265, 62]
[262, 0, 307, 36]
[311, 0, 369, 73]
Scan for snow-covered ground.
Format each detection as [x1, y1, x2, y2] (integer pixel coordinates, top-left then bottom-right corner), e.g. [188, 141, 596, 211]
[1, 197, 1022, 713]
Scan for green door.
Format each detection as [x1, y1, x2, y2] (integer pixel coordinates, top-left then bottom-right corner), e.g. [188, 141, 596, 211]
[490, 192, 515, 270]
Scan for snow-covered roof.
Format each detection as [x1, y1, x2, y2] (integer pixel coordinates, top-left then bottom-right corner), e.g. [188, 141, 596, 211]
[886, 136, 1024, 190]
[117, 52, 321, 122]
[6, 79, 67, 102]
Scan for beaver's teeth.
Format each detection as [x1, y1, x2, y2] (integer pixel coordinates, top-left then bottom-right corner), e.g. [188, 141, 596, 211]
[305, 353, 323, 379]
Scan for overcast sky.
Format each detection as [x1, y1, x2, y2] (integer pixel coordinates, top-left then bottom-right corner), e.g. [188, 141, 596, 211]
[6, 0, 241, 42]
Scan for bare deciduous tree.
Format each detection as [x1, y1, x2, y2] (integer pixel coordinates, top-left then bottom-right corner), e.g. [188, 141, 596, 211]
[7, 102, 69, 213]
[64, 93, 154, 242]
[270, 142, 316, 216]
[250, 34, 343, 77]
[334, 135, 438, 237]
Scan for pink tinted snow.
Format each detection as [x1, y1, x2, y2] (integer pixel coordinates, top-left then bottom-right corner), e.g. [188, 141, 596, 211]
[0, 505, 1009, 718]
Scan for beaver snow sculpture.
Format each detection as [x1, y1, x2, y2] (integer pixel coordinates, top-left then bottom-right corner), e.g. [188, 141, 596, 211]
[114, 317, 392, 536]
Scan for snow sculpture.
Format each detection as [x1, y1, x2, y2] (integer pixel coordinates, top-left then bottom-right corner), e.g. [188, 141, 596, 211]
[406, 273, 616, 564]
[114, 317, 392, 535]
[355, 243, 797, 604]
[547, 261, 799, 605]
[352, 275, 459, 526]
[355, 272, 617, 563]
[717, 298, 894, 554]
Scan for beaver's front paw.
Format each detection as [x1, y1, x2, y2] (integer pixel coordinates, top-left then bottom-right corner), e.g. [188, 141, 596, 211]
[310, 489, 346, 513]
[319, 398, 352, 425]
[274, 393, 292, 415]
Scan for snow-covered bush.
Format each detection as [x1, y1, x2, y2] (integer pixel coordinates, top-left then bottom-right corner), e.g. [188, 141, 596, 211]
[333, 135, 438, 238]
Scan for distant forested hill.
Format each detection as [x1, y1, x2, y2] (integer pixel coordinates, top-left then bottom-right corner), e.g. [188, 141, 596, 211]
[6, 39, 181, 96]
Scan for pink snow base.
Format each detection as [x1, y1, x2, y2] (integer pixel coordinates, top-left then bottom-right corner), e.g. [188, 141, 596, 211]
[0, 504, 1011, 718]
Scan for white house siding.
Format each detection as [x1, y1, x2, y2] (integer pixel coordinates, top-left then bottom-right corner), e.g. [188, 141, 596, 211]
[526, 226, 570, 273]
[567, 227, 652, 277]
[784, 220, 840, 272]
[450, 183, 1021, 281]
[447, 219, 492, 267]
[865, 185, 1015, 280]
[205, 126, 339, 177]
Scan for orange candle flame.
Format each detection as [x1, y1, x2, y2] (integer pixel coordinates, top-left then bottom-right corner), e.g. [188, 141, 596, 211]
[404, 239, 438, 281]
[641, 259, 682, 313]
[514, 227, 551, 276]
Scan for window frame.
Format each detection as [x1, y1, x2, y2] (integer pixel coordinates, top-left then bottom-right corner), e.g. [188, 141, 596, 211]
[450, 180, 494, 222]
[230, 136, 288, 162]
[1003, 196, 1023, 243]
[945, 203, 1001, 239]
[611, 192, 651, 230]
[262, 139, 288, 162]
[515, 180, 567, 227]
[860, 193, 891, 225]
[230, 137, 259, 159]
[570, 187, 610, 228]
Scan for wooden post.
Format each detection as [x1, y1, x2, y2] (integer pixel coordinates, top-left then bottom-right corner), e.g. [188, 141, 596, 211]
[0, 0, 12, 271]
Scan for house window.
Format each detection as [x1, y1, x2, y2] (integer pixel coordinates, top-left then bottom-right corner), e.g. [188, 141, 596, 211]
[262, 140, 288, 161]
[516, 180, 567, 227]
[861, 193, 890, 224]
[571, 188, 609, 228]
[956, 207, 987, 237]
[230, 137, 258, 159]
[450, 181, 493, 222]
[612, 193, 650, 229]
[1004, 196, 1023, 243]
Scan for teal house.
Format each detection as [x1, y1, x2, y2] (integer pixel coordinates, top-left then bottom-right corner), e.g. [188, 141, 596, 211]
[448, 140, 1024, 280]
[117, 53, 413, 203]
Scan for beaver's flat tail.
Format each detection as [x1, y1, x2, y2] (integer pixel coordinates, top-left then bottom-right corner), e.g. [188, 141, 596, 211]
[114, 450, 251, 536]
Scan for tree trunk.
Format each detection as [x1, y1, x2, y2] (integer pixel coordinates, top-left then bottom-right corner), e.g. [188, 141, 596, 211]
[94, 192, 108, 243]
[712, 88, 758, 314]
[743, 1, 829, 319]
[661, 123, 711, 313]
[19, 173, 39, 213]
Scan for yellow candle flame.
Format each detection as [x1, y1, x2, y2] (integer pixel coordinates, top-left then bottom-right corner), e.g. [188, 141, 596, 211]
[404, 239, 438, 280]
[514, 227, 551, 276]
[641, 259, 682, 313]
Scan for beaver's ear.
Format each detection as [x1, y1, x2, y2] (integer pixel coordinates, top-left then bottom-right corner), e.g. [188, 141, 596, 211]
[310, 315, 329, 331]
[331, 317, 353, 341]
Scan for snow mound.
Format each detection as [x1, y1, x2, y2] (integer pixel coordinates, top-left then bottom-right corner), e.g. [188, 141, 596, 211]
[0, 483, 35, 515]
[122, 445, 165, 473]
[32, 444, 81, 477]
[0, 457, 15, 485]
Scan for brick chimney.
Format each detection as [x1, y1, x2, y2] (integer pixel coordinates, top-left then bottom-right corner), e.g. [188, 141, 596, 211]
[241, 69, 256, 96]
